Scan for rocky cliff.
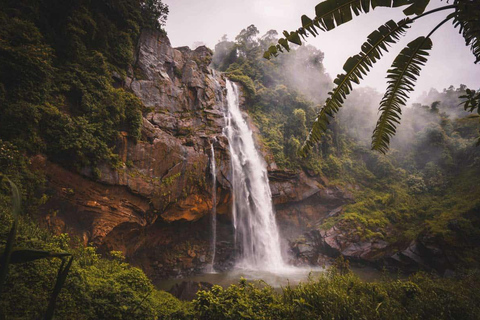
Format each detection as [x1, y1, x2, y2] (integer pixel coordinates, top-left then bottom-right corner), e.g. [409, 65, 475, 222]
[38, 29, 235, 281]
[36, 29, 356, 281]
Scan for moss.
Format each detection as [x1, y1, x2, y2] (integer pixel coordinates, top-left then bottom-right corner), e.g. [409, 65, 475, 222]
[173, 65, 183, 79]
[226, 70, 256, 97]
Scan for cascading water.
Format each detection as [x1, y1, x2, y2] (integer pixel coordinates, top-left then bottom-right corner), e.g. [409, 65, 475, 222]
[206, 143, 217, 273]
[223, 79, 288, 272]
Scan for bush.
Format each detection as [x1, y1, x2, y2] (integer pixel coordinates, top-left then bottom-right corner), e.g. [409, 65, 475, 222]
[0, 211, 187, 319]
[193, 269, 480, 320]
[226, 70, 256, 97]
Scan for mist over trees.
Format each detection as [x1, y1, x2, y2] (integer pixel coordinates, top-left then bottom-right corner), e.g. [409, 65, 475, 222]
[213, 25, 480, 279]
[212, 25, 332, 103]
[264, 0, 480, 155]
[211, 25, 334, 168]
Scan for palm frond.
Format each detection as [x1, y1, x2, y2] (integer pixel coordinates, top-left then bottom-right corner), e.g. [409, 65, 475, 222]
[298, 19, 411, 156]
[453, 0, 480, 63]
[6, 249, 71, 264]
[45, 256, 74, 320]
[0, 179, 21, 296]
[459, 88, 480, 146]
[371, 36, 432, 153]
[264, 0, 427, 59]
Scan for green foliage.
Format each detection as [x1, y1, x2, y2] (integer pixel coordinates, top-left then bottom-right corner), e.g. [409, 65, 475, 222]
[193, 269, 480, 320]
[459, 88, 480, 145]
[141, 0, 169, 31]
[194, 279, 277, 319]
[0, 180, 74, 320]
[298, 19, 412, 156]
[300, 88, 480, 260]
[226, 70, 256, 98]
[0, 0, 158, 170]
[372, 36, 433, 153]
[0, 211, 185, 319]
[266, 0, 480, 154]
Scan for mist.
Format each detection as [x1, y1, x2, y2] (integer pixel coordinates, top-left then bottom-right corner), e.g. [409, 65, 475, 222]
[335, 84, 479, 170]
[211, 27, 332, 104]
[210, 24, 479, 161]
[164, 0, 480, 101]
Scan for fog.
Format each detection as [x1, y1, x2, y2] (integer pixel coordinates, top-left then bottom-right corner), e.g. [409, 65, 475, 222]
[163, 0, 480, 102]
[336, 84, 473, 153]
[210, 27, 333, 104]
[208, 23, 476, 153]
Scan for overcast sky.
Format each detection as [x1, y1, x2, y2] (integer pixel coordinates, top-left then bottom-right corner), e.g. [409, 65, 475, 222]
[163, 0, 480, 103]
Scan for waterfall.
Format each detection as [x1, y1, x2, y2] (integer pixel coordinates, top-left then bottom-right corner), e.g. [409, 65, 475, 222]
[223, 79, 287, 271]
[207, 143, 217, 273]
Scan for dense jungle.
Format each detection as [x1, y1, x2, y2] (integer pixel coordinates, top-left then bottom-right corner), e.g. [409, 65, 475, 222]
[1, 0, 480, 319]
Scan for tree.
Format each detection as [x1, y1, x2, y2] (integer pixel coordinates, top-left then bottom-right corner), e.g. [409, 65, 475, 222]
[264, 0, 480, 154]
[141, 0, 169, 31]
[236, 24, 260, 57]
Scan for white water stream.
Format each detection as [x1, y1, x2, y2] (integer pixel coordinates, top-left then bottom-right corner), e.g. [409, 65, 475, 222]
[223, 80, 290, 272]
[206, 143, 217, 273]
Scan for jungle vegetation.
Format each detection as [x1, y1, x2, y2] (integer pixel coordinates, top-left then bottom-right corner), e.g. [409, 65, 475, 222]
[212, 25, 480, 270]
[0, 0, 479, 318]
[264, 0, 480, 155]
[0, 0, 178, 318]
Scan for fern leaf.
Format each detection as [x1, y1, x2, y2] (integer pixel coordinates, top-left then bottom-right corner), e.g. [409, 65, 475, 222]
[372, 36, 433, 153]
[264, 0, 420, 59]
[298, 19, 411, 156]
[453, 1, 480, 63]
[6, 249, 71, 264]
[45, 256, 74, 320]
[403, 0, 430, 16]
[0, 179, 21, 296]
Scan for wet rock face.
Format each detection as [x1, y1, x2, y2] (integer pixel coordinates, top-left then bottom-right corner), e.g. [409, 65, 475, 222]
[40, 29, 234, 279]
[289, 223, 456, 276]
[127, 30, 216, 113]
[385, 233, 456, 275]
[38, 28, 360, 280]
[270, 172, 354, 240]
[33, 155, 149, 246]
[92, 29, 233, 226]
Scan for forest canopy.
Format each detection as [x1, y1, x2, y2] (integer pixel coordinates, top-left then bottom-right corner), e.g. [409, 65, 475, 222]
[263, 0, 480, 155]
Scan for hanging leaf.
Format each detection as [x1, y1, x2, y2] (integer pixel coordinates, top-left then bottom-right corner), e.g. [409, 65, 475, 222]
[453, 0, 480, 63]
[44, 256, 74, 320]
[403, 0, 430, 16]
[264, 0, 416, 59]
[372, 36, 433, 153]
[6, 249, 71, 264]
[0, 178, 21, 296]
[287, 31, 302, 45]
[278, 38, 290, 51]
[298, 19, 412, 156]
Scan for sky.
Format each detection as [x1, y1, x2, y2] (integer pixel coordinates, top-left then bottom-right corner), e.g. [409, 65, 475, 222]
[162, 0, 480, 103]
